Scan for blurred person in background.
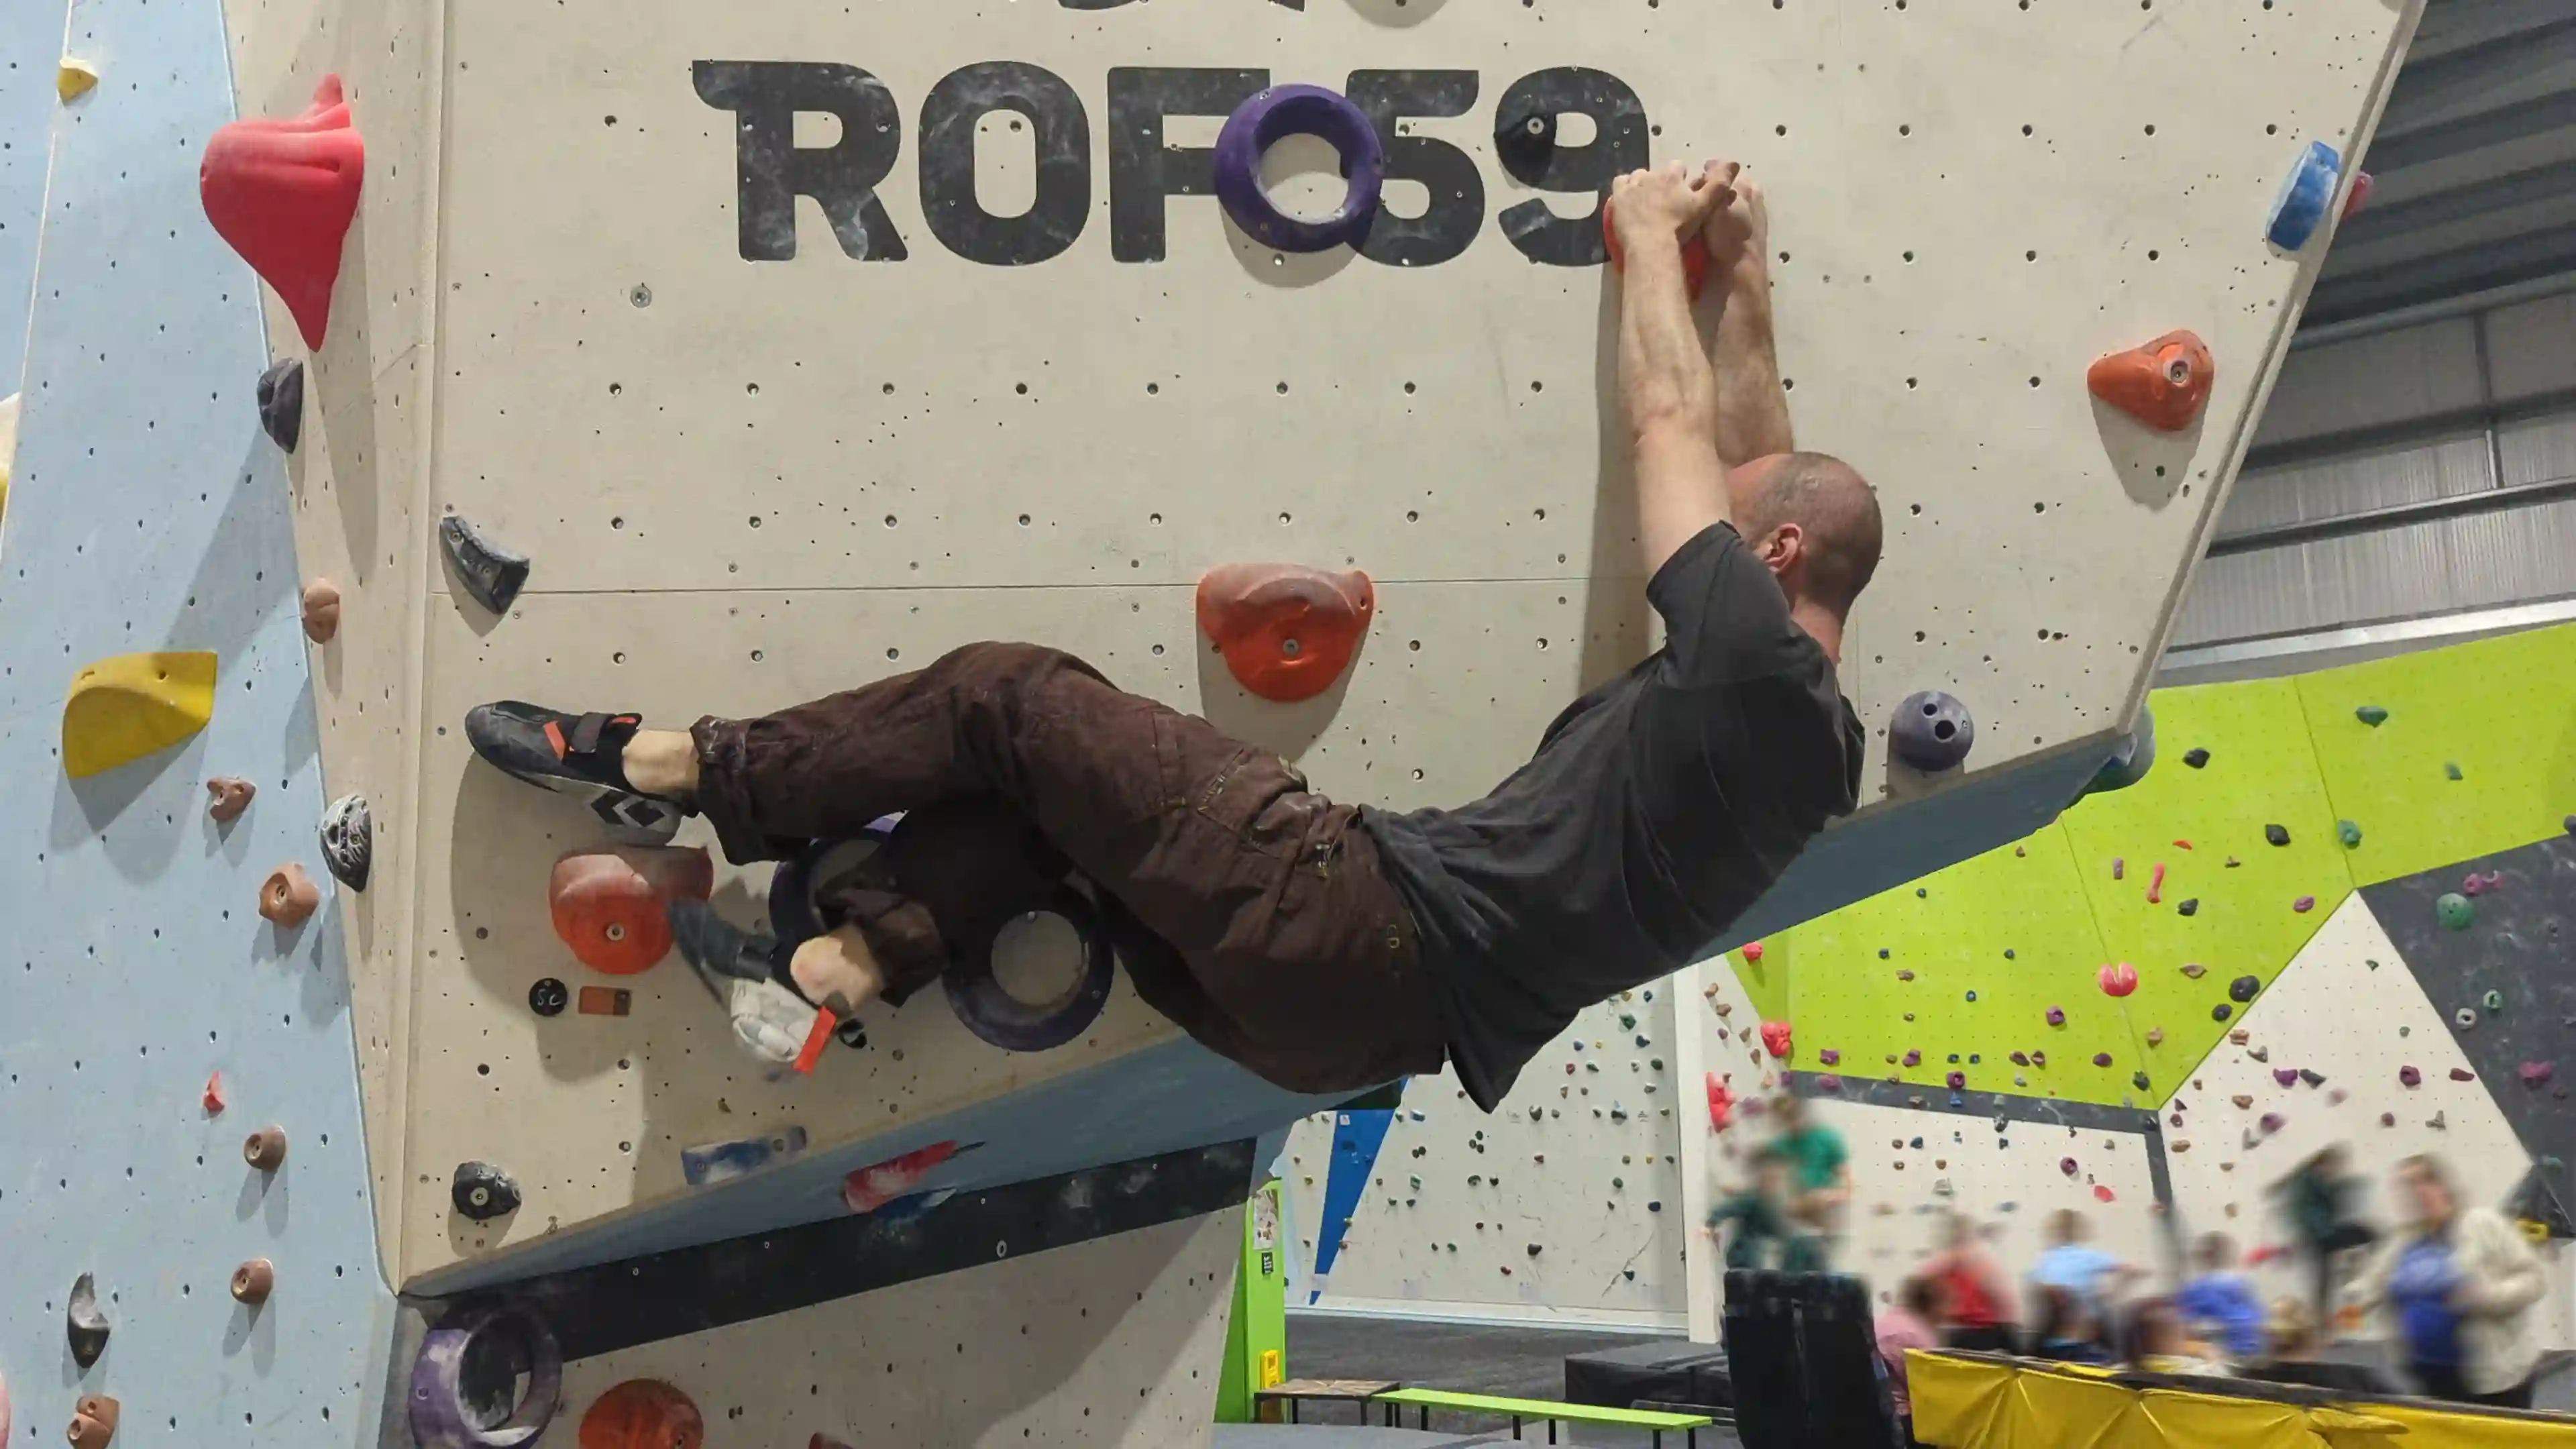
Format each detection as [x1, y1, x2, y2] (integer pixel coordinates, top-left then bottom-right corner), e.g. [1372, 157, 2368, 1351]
[1706, 1143, 1829, 1271]
[1770, 1091, 1851, 1256]
[1917, 1211, 2017, 1352]
[2029, 1210, 2147, 1331]
[2123, 1298, 2231, 1377]
[2174, 1232, 2266, 1359]
[2353, 1155, 2545, 1407]
[2241, 1296, 2395, 1395]
[2031, 1285, 2113, 1365]
[2270, 1144, 2376, 1324]
[1876, 1275, 1943, 1446]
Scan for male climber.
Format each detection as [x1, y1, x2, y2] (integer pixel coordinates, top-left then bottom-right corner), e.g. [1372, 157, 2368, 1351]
[466, 159, 1882, 1112]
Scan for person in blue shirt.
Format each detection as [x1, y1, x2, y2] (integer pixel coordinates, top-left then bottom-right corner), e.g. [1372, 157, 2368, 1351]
[2031, 1285, 2112, 1365]
[2174, 1232, 2266, 1360]
[2028, 1210, 2145, 1338]
[2353, 1154, 2547, 1406]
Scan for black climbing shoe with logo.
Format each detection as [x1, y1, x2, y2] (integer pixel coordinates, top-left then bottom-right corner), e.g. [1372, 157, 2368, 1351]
[464, 700, 690, 843]
[668, 898, 805, 998]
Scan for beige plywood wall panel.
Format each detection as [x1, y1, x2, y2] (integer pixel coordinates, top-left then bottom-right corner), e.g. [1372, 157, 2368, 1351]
[219, 0, 445, 1281]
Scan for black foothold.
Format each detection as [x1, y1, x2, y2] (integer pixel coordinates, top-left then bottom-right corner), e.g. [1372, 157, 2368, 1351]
[451, 1161, 522, 1222]
[439, 514, 532, 614]
[2264, 824, 2290, 847]
[2230, 974, 2261, 1003]
[1493, 108, 1557, 171]
[67, 1271, 110, 1368]
[1890, 690, 1976, 771]
[528, 977, 569, 1017]
[2178, 899, 2199, 916]
[2212, 1003, 2233, 1022]
[835, 1016, 869, 1049]
[257, 358, 305, 453]
[319, 793, 372, 892]
[2133, 1071, 2151, 1091]
[2183, 748, 2210, 769]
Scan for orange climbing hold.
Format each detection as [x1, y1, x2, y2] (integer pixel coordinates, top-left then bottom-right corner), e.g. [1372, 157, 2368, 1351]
[579, 1380, 705, 1449]
[1196, 564, 1375, 704]
[260, 862, 320, 926]
[200, 74, 365, 350]
[66, 1395, 117, 1449]
[548, 846, 714, 975]
[2087, 329, 2214, 433]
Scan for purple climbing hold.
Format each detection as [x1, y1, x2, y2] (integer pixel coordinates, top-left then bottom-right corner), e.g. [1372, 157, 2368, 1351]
[2112, 858, 2125, 881]
[2292, 894, 2316, 913]
[2451, 1067, 2477, 1082]
[2259, 1112, 2285, 1134]
[2047, 1006, 2066, 1027]
[2092, 1052, 2113, 1068]
[1902, 1049, 1922, 1067]
[1212, 85, 1385, 253]
[1818, 1049, 1841, 1066]
[2273, 1068, 2298, 1087]
[2031, 1050, 2048, 1068]
[2059, 1157, 2078, 1177]
[2520, 1062, 2555, 1089]
[1818, 1075, 1843, 1093]
[1891, 690, 1976, 771]
[2010, 1051, 2031, 1067]
[1947, 1070, 1966, 1089]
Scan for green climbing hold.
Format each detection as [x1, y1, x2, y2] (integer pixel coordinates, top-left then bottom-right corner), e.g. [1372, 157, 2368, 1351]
[2445, 761, 2464, 781]
[1619, 1014, 1636, 1030]
[2438, 893, 2474, 931]
[2485, 989, 2505, 1012]
[2355, 705, 2387, 727]
[2338, 820, 2361, 847]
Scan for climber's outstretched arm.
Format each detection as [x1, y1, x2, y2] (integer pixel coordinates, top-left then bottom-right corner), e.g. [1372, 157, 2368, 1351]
[1705, 178, 1796, 469]
[1614, 160, 1737, 579]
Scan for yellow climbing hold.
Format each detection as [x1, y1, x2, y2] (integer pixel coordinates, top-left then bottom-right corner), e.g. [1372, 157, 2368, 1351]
[63, 651, 217, 777]
[57, 60, 98, 103]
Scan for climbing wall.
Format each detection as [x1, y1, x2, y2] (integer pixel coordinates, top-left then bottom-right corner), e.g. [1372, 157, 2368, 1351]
[1282, 989, 1686, 1325]
[0, 1, 396, 1445]
[234, 0, 2428, 1301]
[1678, 621, 2576, 1344]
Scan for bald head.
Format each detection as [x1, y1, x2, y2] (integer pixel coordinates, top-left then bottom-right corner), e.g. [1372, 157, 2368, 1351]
[1729, 451, 1883, 619]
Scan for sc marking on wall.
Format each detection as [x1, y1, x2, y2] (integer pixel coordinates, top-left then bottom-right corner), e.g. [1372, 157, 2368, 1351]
[694, 62, 1653, 268]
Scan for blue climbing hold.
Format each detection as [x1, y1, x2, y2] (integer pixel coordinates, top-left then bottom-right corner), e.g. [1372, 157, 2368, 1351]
[1891, 690, 1975, 771]
[2266, 140, 2341, 251]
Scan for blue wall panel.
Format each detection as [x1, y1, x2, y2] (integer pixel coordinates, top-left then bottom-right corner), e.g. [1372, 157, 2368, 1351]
[0, 0, 390, 1443]
[0, 0, 71, 393]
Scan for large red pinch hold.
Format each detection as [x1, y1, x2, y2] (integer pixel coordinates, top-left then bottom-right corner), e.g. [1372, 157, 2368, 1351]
[201, 74, 365, 350]
[1196, 564, 1375, 703]
[549, 846, 715, 975]
[1759, 1020, 1793, 1059]
[2088, 330, 2215, 433]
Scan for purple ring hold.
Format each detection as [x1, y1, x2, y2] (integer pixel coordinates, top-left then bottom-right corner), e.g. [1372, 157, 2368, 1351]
[1212, 84, 1384, 254]
[409, 1303, 562, 1449]
[943, 881, 1118, 1053]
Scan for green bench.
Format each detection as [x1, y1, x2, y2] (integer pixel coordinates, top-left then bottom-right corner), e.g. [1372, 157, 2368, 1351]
[1369, 1387, 1716, 1446]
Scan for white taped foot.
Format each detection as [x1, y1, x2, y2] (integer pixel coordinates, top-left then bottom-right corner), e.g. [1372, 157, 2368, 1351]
[729, 978, 816, 1064]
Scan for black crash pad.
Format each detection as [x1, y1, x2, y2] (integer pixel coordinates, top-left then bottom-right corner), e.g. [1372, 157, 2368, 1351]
[1564, 1339, 1732, 1411]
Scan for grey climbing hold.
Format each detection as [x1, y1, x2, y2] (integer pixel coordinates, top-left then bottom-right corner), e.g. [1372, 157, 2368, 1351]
[2456, 1007, 2479, 1030]
[319, 793, 371, 892]
[257, 358, 304, 453]
[2264, 824, 2290, 847]
[1890, 690, 1975, 771]
[2229, 975, 2260, 1003]
[2298, 1069, 2324, 1087]
[451, 1161, 521, 1222]
[66, 1272, 109, 1368]
[2355, 705, 2387, 727]
[2184, 748, 2210, 769]
[439, 513, 532, 614]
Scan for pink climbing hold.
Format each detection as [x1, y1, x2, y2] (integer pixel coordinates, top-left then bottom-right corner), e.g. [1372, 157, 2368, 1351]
[2059, 1157, 2078, 1176]
[1705, 1073, 1735, 1132]
[201, 1071, 225, 1114]
[2398, 1065, 2420, 1087]
[2520, 1062, 2555, 1089]
[200, 74, 365, 350]
[1742, 941, 1766, 963]
[2293, 894, 2316, 913]
[2451, 1067, 2477, 1082]
[1760, 1021, 1793, 1059]
[1817, 1048, 1841, 1067]
[2096, 962, 2138, 998]
[2094, 1185, 2115, 1203]
[1947, 1070, 1966, 1089]
[2260, 1112, 2284, 1134]
[2145, 862, 2165, 904]
[2461, 870, 2504, 898]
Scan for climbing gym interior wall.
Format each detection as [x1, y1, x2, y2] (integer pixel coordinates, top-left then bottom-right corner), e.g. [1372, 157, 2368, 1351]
[1678, 621, 2576, 1346]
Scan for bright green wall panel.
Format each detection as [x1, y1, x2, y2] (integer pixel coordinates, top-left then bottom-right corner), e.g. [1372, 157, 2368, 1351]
[1772, 828, 2143, 1104]
[2058, 677, 2353, 1099]
[2297, 623, 2576, 887]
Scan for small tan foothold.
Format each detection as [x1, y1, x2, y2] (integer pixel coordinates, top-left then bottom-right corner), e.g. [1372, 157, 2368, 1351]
[206, 775, 256, 822]
[66, 1395, 118, 1449]
[2229, 1028, 2250, 1045]
[260, 863, 319, 926]
[244, 1125, 287, 1171]
[2233, 1095, 2254, 1109]
[229, 1258, 274, 1305]
[2171, 1140, 2190, 1152]
[300, 579, 341, 643]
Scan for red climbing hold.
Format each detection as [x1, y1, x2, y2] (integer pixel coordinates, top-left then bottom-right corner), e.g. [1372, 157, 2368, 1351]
[1759, 1020, 1793, 1059]
[548, 846, 714, 975]
[1704, 1073, 1735, 1132]
[579, 1380, 705, 1449]
[2096, 962, 2138, 998]
[2093, 1185, 2115, 1203]
[201, 1071, 225, 1114]
[1195, 564, 1375, 704]
[1741, 941, 1765, 963]
[2145, 862, 2165, 906]
[2087, 330, 2215, 433]
[1600, 200, 1713, 301]
[2342, 171, 2375, 219]
[843, 1139, 966, 1214]
[200, 74, 365, 350]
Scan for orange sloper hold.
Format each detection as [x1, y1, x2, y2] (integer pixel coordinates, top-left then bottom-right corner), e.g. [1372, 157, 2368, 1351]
[580, 1380, 705, 1449]
[1195, 564, 1375, 703]
[2087, 330, 2214, 433]
[549, 846, 715, 975]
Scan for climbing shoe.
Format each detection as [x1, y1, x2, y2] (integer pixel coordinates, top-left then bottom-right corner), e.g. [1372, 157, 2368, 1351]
[464, 700, 689, 842]
[668, 898, 821, 1064]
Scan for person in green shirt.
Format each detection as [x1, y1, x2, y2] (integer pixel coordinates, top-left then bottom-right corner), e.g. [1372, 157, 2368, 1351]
[1772, 1091, 1853, 1238]
[2271, 1144, 2376, 1324]
[1707, 1145, 1829, 1271]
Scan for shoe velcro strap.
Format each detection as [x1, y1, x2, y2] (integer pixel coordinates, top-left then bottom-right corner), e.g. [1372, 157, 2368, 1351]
[567, 712, 614, 758]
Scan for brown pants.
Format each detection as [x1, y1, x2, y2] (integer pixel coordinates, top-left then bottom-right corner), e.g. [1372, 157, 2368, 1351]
[690, 643, 1447, 1095]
